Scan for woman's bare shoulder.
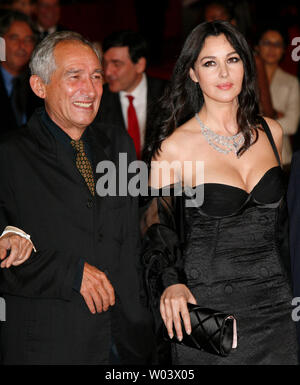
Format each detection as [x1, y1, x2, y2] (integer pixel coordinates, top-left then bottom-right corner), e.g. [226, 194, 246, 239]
[153, 135, 181, 163]
[262, 116, 283, 143]
[153, 120, 194, 162]
[261, 116, 283, 156]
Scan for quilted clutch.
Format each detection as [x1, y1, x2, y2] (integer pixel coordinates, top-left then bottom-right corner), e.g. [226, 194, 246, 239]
[164, 303, 237, 357]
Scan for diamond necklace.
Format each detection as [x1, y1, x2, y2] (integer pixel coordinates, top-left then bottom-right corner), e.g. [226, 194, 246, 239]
[195, 113, 248, 157]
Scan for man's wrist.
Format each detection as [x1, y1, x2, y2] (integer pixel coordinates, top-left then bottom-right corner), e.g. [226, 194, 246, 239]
[0, 226, 37, 252]
[73, 257, 85, 292]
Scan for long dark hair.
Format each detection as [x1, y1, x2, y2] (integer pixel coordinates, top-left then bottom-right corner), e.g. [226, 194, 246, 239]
[143, 20, 261, 164]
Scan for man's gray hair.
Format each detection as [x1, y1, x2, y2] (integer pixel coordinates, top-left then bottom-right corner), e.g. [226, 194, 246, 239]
[29, 31, 101, 84]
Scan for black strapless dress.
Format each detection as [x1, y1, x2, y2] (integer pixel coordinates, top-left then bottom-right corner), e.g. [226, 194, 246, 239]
[177, 167, 298, 364]
[141, 125, 299, 365]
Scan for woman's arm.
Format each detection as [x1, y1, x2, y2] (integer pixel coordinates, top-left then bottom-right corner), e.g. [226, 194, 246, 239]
[141, 139, 196, 340]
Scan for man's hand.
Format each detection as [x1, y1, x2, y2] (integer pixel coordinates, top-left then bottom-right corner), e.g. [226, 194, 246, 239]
[80, 262, 115, 314]
[0, 233, 33, 268]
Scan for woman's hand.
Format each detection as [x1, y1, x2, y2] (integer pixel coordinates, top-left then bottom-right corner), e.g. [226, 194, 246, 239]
[160, 284, 197, 341]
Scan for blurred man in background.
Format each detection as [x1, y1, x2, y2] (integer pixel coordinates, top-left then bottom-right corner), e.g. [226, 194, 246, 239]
[34, 0, 64, 40]
[0, 10, 41, 136]
[97, 30, 167, 159]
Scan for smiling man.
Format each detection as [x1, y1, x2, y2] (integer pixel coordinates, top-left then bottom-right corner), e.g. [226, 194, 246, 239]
[0, 31, 154, 365]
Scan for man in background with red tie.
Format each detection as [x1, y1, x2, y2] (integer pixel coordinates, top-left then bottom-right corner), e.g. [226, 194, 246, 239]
[97, 30, 167, 159]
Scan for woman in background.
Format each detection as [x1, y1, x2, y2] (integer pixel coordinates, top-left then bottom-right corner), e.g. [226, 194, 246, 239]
[257, 25, 300, 169]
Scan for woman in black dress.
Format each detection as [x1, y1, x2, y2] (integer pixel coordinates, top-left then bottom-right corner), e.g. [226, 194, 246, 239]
[141, 21, 298, 364]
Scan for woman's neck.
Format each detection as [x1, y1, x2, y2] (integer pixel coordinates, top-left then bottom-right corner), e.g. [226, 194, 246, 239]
[265, 63, 278, 84]
[199, 100, 239, 136]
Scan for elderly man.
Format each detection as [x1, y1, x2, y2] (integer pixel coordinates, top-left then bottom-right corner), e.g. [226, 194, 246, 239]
[0, 11, 42, 135]
[0, 31, 154, 365]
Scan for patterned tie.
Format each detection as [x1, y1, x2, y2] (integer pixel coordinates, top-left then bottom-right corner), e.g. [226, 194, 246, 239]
[126, 95, 141, 159]
[70, 139, 95, 196]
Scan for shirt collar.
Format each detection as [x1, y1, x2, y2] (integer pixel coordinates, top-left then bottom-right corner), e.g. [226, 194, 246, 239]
[37, 25, 57, 34]
[41, 108, 90, 149]
[120, 73, 147, 100]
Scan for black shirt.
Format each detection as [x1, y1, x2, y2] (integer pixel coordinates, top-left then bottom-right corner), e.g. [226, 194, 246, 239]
[41, 107, 86, 292]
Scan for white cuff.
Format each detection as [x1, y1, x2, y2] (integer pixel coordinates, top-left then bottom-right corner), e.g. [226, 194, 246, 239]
[0, 226, 37, 252]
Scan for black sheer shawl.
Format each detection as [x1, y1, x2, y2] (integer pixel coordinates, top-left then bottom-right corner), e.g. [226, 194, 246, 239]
[140, 188, 188, 330]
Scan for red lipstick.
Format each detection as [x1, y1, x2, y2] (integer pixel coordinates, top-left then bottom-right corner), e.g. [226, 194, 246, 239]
[217, 83, 233, 90]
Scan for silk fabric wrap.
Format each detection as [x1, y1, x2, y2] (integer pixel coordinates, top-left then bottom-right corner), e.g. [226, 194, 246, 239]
[164, 303, 235, 357]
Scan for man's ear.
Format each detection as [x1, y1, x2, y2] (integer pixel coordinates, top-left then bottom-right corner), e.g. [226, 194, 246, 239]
[136, 57, 147, 74]
[189, 67, 198, 83]
[29, 75, 47, 99]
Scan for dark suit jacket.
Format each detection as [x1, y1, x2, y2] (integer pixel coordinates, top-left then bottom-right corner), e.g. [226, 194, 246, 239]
[0, 67, 42, 137]
[0, 108, 154, 364]
[97, 75, 167, 148]
[288, 151, 300, 298]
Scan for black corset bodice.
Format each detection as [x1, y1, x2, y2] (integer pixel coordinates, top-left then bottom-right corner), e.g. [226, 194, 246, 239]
[182, 166, 290, 313]
[188, 166, 284, 219]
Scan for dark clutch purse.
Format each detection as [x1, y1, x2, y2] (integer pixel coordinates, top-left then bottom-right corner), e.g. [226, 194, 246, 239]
[163, 303, 236, 357]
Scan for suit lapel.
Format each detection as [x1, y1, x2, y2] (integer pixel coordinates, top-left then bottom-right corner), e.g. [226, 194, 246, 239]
[114, 92, 125, 129]
[88, 124, 116, 205]
[0, 70, 18, 129]
[89, 123, 112, 164]
[146, 76, 153, 124]
[100, 84, 125, 129]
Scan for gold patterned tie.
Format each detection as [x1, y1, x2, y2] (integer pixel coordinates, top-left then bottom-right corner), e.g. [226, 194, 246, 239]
[71, 139, 95, 196]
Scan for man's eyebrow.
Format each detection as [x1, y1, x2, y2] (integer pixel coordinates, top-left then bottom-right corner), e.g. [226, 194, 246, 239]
[109, 59, 123, 64]
[65, 68, 103, 75]
[65, 69, 83, 75]
[199, 51, 238, 62]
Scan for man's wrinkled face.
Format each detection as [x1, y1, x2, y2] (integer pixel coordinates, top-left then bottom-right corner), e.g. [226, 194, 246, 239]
[36, 0, 60, 30]
[103, 46, 145, 93]
[2, 21, 35, 75]
[43, 41, 103, 133]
